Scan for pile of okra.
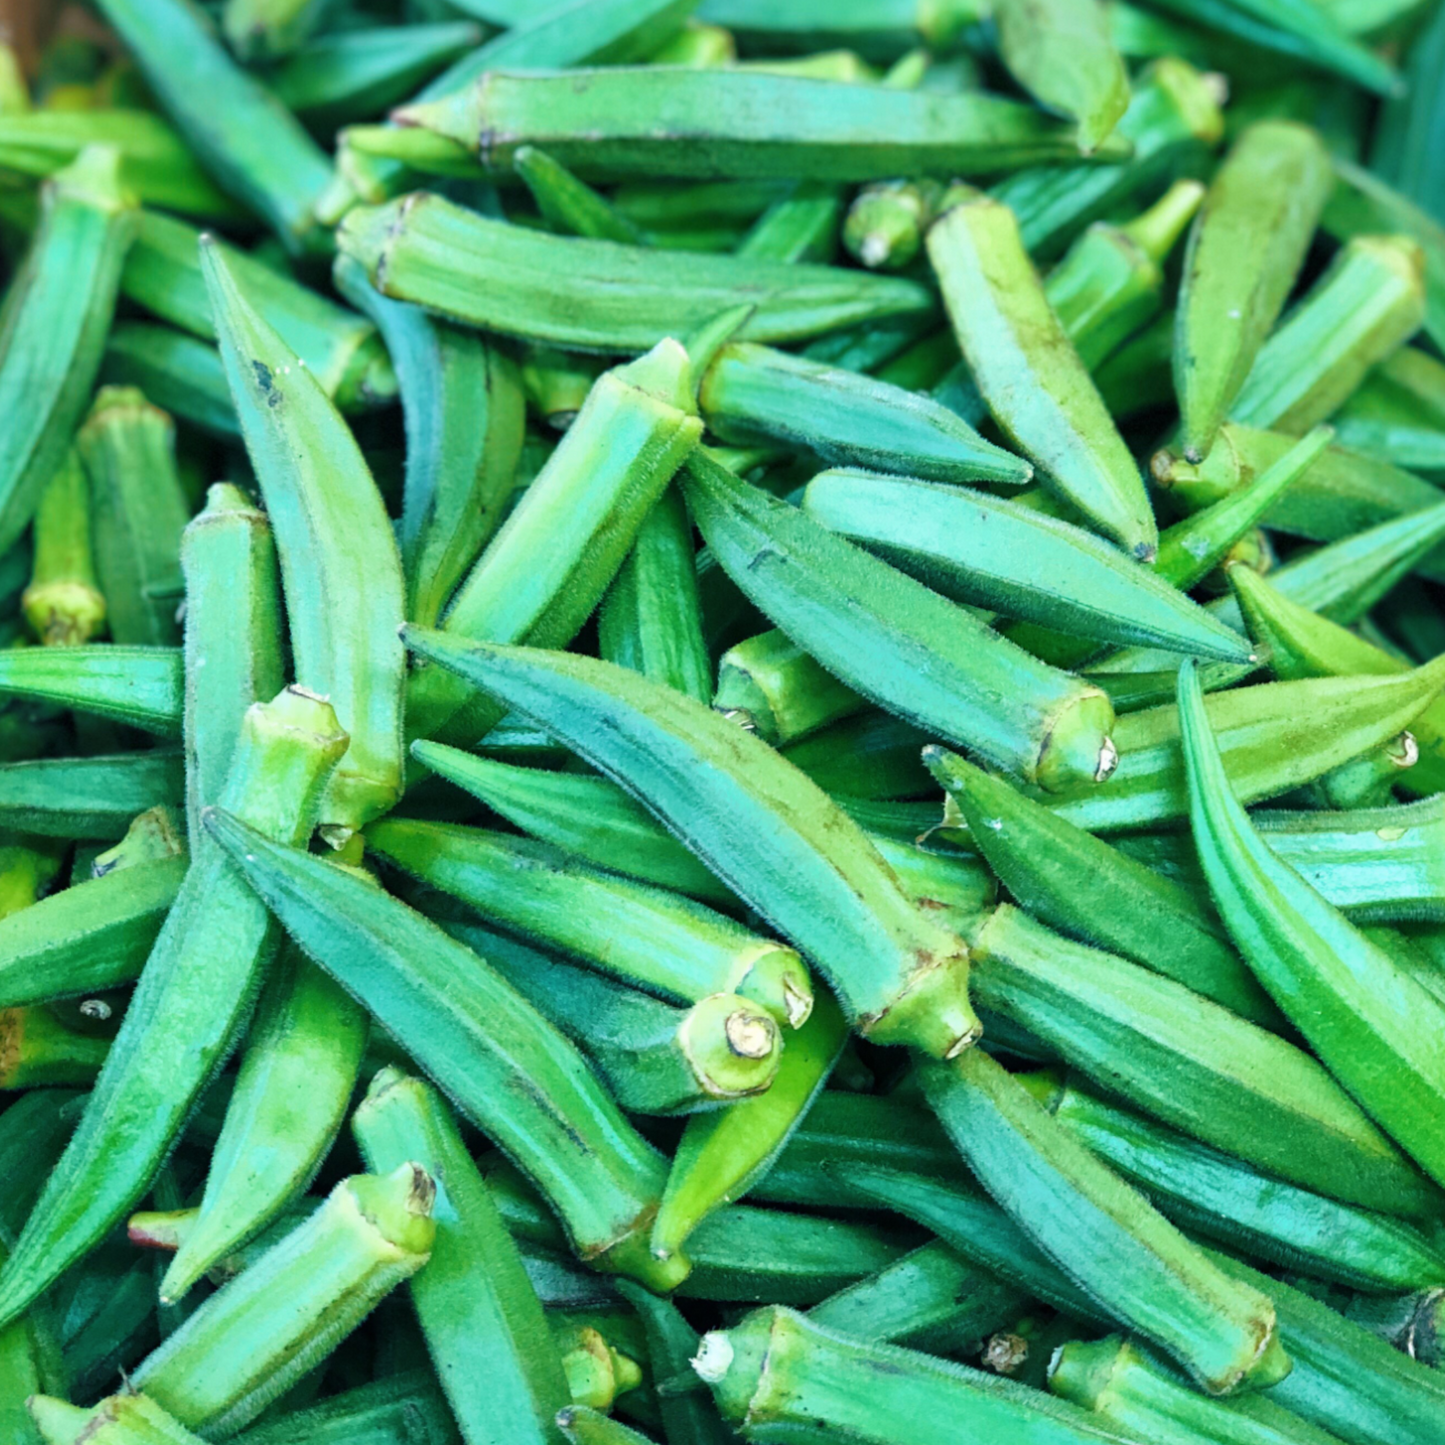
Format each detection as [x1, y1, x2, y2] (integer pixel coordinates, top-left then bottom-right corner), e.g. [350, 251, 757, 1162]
[7, 0, 1445, 1442]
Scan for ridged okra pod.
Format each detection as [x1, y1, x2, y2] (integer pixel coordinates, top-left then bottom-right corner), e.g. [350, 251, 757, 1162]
[406, 334, 708, 744]
[1179, 658, 1445, 1192]
[0, 751, 184, 838]
[204, 806, 687, 1290]
[77, 386, 190, 648]
[685, 450, 1118, 792]
[693, 1304, 1162, 1442]
[353, 1068, 571, 1445]
[29, 1393, 209, 1445]
[402, 633, 979, 1058]
[928, 189, 1157, 558]
[92, 0, 332, 251]
[0, 646, 182, 736]
[398, 67, 1124, 181]
[0, 689, 347, 1330]
[366, 816, 813, 1028]
[333, 253, 524, 628]
[22, 449, 105, 647]
[336, 194, 932, 353]
[714, 628, 864, 746]
[204, 242, 405, 835]
[130, 1166, 435, 1435]
[0, 145, 136, 558]
[1173, 121, 1334, 462]
[920, 1048, 1288, 1394]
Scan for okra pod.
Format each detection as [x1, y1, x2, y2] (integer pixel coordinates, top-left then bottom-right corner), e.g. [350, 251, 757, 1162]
[130, 1166, 435, 1435]
[0, 1003, 112, 1088]
[1180, 657, 1445, 1192]
[29, 1393, 209, 1445]
[685, 449, 1118, 791]
[102, 323, 240, 439]
[336, 194, 932, 353]
[402, 632, 978, 1058]
[0, 646, 181, 735]
[928, 189, 1157, 558]
[1173, 121, 1334, 461]
[228, 1371, 456, 1445]
[204, 807, 686, 1290]
[22, 450, 105, 647]
[0, 689, 347, 1330]
[205, 241, 406, 835]
[0, 146, 136, 558]
[0, 750, 184, 838]
[515, 146, 649, 245]
[714, 628, 864, 746]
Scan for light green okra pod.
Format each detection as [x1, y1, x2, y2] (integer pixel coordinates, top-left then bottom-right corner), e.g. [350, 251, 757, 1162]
[0, 646, 181, 736]
[514, 144, 648, 245]
[22, 449, 105, 647]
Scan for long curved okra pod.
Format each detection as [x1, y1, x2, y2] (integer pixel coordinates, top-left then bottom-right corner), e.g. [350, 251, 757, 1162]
[920, 1049, 1288, 1395]
[1173, 122, 1334, 462]
[402, 633, 978, 1058]
[336, 196, 932, 353]
[927, 188, 1156, 559]
[0, 146, 136, 558]
[0, 690, 347, 1331]
[204, 242, 405, 837]
[1179, 658, 1445, 1192]
[204, 807, 686, 1290]
[0, 646, 181, 736]
[23, 450, 105, 647]
[353, 1069, 571, 1445]
[366, 817, 813, 1028]
[802, 469, 1250, 662]
[684, 450, 1117, 792]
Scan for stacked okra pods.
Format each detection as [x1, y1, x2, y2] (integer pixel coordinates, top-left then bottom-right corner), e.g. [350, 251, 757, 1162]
[2, 0, 1445, 1441]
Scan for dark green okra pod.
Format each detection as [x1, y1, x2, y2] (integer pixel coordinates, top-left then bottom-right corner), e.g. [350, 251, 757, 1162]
[22, 450, 105, 647]
[0, 647, 181, 736]
[0, 751, 184, 838]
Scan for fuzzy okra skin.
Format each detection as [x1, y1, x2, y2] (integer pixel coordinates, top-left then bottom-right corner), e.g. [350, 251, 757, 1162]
[0, 646, 181, 736]
[0, 146, 136, 560]
[0, 690, 347, 1331]
[336, 194, 932, 353]
[1173, 121, 1334, 463]
[0, 751, 184, 838]
[920, 1049, 1288, 1396]
[353, 1069, 571, 1445]
[1179, 658, 1445, 1193]
[404, 632, 978, 1059]
[685, 450, 1117, 793]
[204, 807, 686, 1291]
[204, 242, 406, 836]
[397, 67, 1125, 181]
[928, 189, 1157, 560]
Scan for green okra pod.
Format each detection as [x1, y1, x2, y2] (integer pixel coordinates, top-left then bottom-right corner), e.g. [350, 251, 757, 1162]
[844, 179, 945, 271]
[714, 628, 865, 746]
[927, 188, 1157, 558]
[802, 468, 1251, 662]
[77, 386, 191, 648]
[23, 450, 105, 647]
[403, 631, 978, 1058]
[928, 749, 1281, 1027]
[205, 242, 406, 836]
[353, 1068, 571, 1445]
[1180, 657, 1445, 1193]
[0, 146, 136, 559]
[0, 689, 347, 1331]
[159, 942, 369, 1302]
[336, 194, 932, 353]
[1036, 1072, 1445, 1294]
[1173, 121, 1334, 462]
[204, 807, 686, 1290]
[130, 1166, 435, 1435]
[555, 1407, 652, 1445]
[0, 750, 184, 838]
[443, 920, 782, 1113]
[920, 1048, 1288, 1395]
[366, 816, 812, 1028]
[965, 903, 1436, 1218]
[740, 179, 844, 264]
[92, 0, 332, 251]
[698, 342, 1031, 485]
[29, 1393, 209, 1445]
[514, 145, 649, 245]
[0, 646, 181, 735]
[651, 990, 848, 1260]
[102, 323, 240, 439]
[685, 449, 1119, 792]
[397, 67, 1123, 182]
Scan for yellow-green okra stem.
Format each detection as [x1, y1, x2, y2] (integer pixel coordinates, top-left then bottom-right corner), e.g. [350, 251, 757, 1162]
[22, 449, 105, 646]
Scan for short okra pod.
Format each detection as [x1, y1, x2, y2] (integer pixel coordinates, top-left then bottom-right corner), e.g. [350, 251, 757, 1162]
[205, 242, 406, 836]
[0, 145, 136, 559]
[1179, 658, 1445, 1194]
[129, 1166, 436, 1435]
[22, 449, 105, 647]
[927, 188, 1158, 558]
[29, 1392, 209, 1445]
[77, 385, 191, 647]
[920, 1048, 1289, 1395]
[0, 646, 181, 736]
[0, 750, 184, 838]
[352, 1067, 571, 1445]
[714, 628, 865, 746]
[403, 632, 979, 1059]
[203, 807, 686, 1291]
[684, 450, 1118, 792]
[1173, 121, 1335, 462]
